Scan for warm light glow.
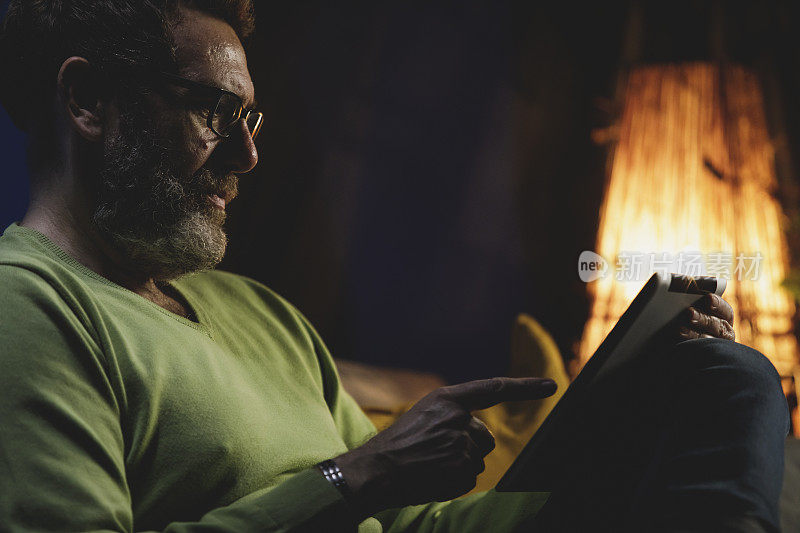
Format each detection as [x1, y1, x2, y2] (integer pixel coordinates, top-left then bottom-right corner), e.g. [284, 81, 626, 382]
[579, 63, 799, 378]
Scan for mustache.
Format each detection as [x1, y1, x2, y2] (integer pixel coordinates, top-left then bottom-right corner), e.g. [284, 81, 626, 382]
[192, 168, 239, 204]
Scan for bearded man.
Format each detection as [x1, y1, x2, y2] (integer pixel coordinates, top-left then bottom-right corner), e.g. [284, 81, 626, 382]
[0, 2, 789, 532]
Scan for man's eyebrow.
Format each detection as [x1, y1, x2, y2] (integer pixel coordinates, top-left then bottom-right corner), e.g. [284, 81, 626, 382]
[185, 74, 255, 108]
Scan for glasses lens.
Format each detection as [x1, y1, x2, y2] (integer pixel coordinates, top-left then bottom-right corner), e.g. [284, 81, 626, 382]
[246, 112, 264, 140]
[212, 94, 241, 136]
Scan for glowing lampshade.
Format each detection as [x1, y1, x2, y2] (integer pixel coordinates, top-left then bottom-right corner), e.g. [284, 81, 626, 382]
[579, 63, 799, 381]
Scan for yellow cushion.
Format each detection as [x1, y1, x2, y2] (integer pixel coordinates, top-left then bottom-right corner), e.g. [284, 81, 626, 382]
[468, 313, 569, 494]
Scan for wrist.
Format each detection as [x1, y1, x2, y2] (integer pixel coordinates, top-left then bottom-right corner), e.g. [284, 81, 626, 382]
[316, 459, 352, 499]
[329, 450, 389, 519]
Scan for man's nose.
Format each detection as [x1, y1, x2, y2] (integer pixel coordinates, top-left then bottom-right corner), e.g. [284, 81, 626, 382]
[223, 119, 259, 174]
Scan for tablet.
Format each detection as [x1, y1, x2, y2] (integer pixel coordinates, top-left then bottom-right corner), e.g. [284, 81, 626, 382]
[495, 272, 727, 492]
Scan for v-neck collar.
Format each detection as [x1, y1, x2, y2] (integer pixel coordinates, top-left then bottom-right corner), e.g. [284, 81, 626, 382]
[5, 222, 214, 339]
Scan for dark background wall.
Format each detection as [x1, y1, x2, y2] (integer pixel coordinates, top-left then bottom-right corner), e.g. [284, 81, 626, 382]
[0, 0, 28, 234]
[217, 1, 627, 382]
[2, 1, 800, 383]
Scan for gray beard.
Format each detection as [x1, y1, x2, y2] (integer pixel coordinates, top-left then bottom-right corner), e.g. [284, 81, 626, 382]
[90, 108, 237, 282]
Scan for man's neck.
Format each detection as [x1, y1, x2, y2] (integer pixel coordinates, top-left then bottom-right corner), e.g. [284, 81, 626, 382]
[20, 197, 166, 300]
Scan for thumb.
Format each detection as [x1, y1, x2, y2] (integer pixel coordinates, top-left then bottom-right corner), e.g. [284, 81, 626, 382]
[439, 377, 558, 412]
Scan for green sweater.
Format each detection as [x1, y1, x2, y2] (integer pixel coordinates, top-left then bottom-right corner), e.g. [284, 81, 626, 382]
[0, 222, 548, 532]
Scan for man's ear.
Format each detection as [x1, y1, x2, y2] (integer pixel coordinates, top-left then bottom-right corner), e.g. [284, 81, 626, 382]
[57, 57, 105, 142]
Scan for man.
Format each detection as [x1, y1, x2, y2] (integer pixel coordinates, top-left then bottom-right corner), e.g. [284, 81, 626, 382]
[0, 1, 788, 532]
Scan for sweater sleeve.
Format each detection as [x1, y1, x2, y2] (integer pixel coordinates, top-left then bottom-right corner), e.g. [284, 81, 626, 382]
[290, 306, 378, 449]
[0, 266, 361, 532]
[290, 303, 551, 532]
[372, 490, 550, 532]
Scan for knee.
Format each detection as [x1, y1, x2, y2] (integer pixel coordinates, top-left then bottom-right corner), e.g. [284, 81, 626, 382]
[671, 338, 780, 385]
[668, 338, 788, 426]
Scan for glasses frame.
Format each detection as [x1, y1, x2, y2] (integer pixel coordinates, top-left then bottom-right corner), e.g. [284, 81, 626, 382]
[156, 71, 263, 141]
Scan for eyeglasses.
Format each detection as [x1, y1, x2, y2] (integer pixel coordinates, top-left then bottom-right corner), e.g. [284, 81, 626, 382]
[156, 71, 263, 141]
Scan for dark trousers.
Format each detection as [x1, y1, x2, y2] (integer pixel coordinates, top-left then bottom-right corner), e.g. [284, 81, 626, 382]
[525, 338, 790, 532]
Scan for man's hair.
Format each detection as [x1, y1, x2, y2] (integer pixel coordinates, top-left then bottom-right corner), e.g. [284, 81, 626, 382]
[0, 0, 254, 134]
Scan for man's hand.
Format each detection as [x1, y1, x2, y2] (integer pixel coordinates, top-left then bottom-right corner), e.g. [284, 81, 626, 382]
[334, 377, 558, 518]
[675, 292, 735, 342]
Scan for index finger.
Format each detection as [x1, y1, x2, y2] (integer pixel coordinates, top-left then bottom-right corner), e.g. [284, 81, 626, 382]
[439, 377, 558, 412]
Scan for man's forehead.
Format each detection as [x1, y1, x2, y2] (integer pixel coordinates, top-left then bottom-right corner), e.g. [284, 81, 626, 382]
[171, 7, 254, 104]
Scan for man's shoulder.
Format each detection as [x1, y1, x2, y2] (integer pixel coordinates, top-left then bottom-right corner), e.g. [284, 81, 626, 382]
[0, 254, 103, 347]
[0, 249, 73, 302]
[0, 223, 90, 297]
[0, 262, 58, 297]
[0, 228, 51, 275]
[0, 261, 101, 357]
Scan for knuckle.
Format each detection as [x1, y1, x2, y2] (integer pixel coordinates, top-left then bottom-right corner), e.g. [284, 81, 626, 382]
[717, 318, 727, 337]
[487, 377, 505, 393]
[477, 427, 495, 446]
[432, 386, 451, 401]
[470, 415, 488, 430]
